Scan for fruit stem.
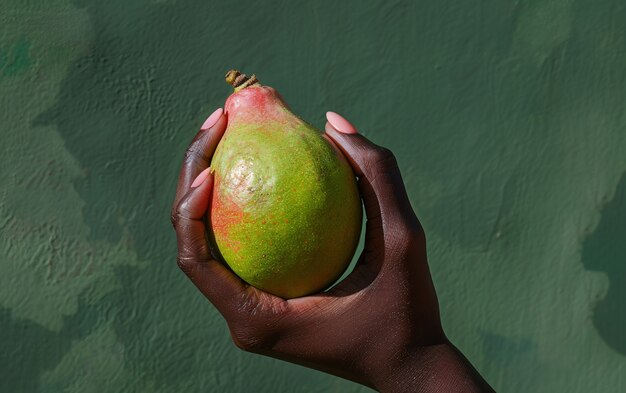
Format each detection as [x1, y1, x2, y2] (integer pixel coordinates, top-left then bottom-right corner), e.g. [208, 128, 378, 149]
[225, 70, 260, 92]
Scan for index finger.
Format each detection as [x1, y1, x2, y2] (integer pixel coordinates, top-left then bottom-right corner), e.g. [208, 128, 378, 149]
[173, 108, 227, 210]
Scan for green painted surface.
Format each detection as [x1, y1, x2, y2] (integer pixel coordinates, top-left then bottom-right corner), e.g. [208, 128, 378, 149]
[0, 0, 624, 391]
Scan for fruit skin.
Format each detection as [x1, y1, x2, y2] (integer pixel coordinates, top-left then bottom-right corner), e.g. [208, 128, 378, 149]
[209, 83, 362, 298]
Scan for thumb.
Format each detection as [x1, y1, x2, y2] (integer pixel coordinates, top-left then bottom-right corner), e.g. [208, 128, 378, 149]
[324, 112, 422, 244]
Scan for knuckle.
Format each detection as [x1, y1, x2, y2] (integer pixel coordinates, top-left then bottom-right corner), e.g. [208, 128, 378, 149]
[361, 147, 400, 192]
[230, 328, 263, 352]
[363, 146, 397, 175]
[228, 291, 285, 353]
[171, 198, 193, 228]
[170, 208, 179, 228]
[369, 145, 395, 163]
[184, 142, 199, 160]
[229, 320, 278, 353]
[184, 140, 208, 165]
[176, 255, 196, 276]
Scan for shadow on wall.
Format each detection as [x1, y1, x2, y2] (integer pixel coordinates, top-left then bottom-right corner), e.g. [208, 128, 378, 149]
[0, 301, 101, 392]
[0, 307, 69, 392]
[582, 172, 626, 356]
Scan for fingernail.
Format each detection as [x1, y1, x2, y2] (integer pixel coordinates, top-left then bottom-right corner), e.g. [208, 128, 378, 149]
[200, 108, 223, 130]
[191, 167, 211, 188]
[326, 111, 358, 134]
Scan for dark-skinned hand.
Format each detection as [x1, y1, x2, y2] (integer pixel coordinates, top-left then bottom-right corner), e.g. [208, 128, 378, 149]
[171, 109, 495, 392]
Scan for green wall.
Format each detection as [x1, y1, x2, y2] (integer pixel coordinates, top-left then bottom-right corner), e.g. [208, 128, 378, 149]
[1, 0, 625, 391]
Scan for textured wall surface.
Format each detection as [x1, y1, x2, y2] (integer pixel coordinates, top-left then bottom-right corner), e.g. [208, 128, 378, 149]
[1, 0, 625, 392]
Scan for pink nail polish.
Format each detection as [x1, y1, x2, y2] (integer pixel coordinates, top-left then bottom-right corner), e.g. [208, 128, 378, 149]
[200, 108, 223, 130]
[326, 111, 358, 134]
[191, 167, 211, 188]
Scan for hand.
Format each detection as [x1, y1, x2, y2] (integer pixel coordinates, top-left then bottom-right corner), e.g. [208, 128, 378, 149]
[171, 110, 494, 392]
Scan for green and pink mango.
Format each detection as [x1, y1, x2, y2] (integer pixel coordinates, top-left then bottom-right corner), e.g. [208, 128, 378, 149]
[208, 71, 362, 298]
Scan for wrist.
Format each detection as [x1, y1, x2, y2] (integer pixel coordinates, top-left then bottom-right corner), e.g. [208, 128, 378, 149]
[366, 341, 494, 393]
